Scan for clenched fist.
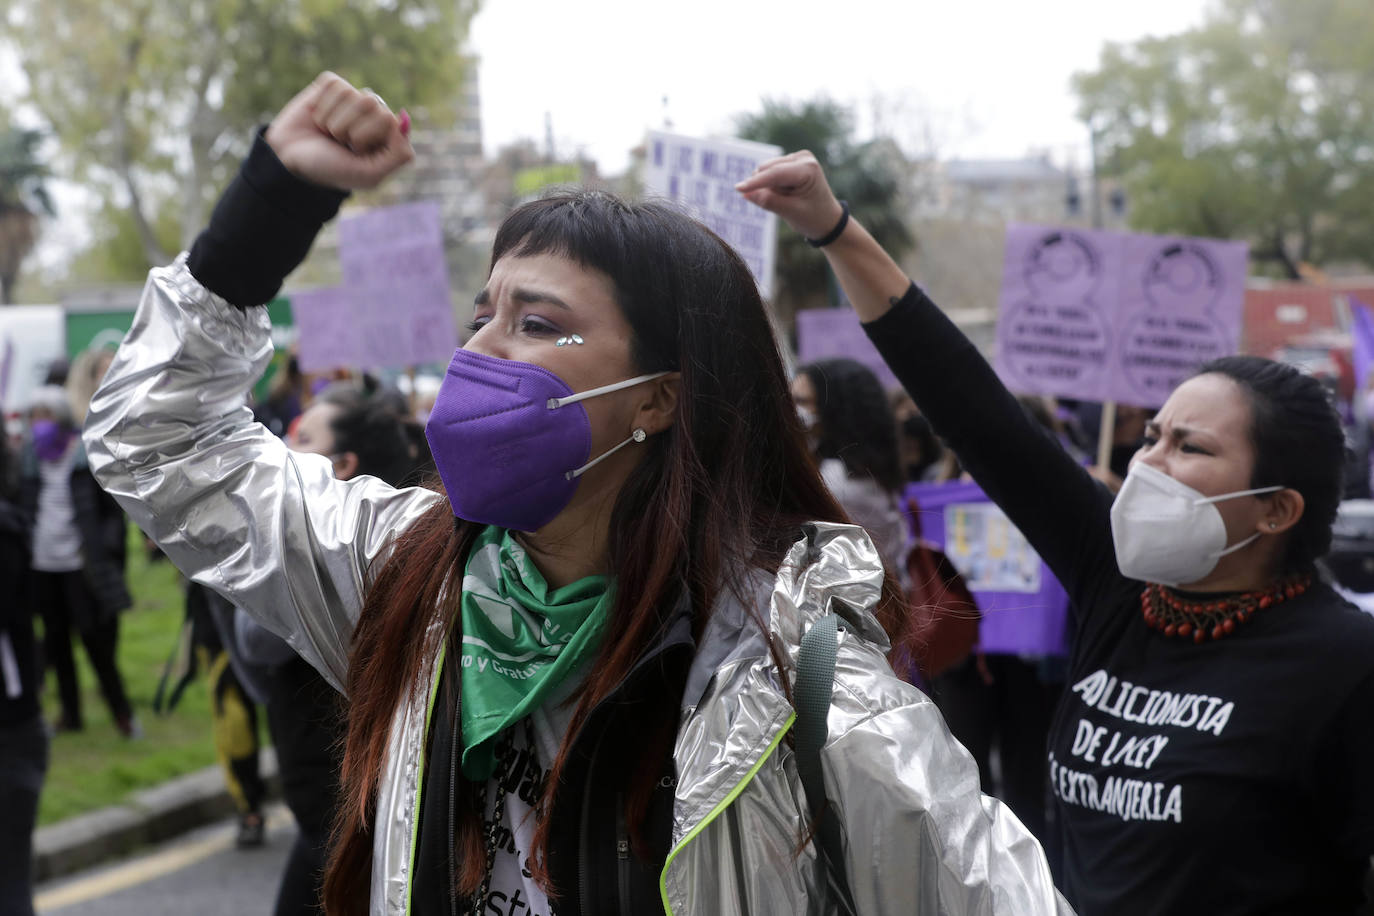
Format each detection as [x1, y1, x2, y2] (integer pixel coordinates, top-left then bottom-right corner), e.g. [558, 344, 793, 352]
[264, 72, 414, 191]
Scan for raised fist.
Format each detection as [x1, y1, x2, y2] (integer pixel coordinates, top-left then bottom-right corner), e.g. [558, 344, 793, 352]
[263, 72, 414, 191]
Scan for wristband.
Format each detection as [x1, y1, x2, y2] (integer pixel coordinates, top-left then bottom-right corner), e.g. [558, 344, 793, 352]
[805, 201, 850, 248]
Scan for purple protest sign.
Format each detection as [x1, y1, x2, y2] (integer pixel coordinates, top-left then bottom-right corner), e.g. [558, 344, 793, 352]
[995, 224, 1248, 408]
[795, 308, 901, 391]
[1348, 297, 1374, 393]
[336, 201, 459, 369]
[905, 480, 1069, 656]
[290, 287, 363, 372]
[1111, 234, 1248, 404]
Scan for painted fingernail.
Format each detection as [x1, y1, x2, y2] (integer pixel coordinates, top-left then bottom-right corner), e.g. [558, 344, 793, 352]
[399, 109, 411, 137]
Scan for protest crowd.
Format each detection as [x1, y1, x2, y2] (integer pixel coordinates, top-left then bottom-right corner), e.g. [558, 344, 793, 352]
[4, 67, 1374, 916]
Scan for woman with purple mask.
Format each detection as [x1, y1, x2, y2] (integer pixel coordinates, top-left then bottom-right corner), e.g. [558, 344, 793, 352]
[22, 384, 135, 737]
[84, 73, 1065, 915]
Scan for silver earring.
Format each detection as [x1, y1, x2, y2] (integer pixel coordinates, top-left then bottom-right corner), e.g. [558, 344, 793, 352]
[1269, 522, 1277, 529]
[632, 428, 647, 442]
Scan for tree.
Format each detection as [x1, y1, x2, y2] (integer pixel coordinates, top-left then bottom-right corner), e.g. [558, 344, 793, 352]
[0, 123, 54, 303]
[736, 99, 913, 323]
[3, 0, 477, 272]
[1073, 0, 1374, 278]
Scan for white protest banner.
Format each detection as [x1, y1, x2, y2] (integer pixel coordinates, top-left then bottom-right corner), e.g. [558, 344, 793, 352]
[642, 130, 781, 300]
[335, 201, 460, 369]
[994, 224, 1248, 408]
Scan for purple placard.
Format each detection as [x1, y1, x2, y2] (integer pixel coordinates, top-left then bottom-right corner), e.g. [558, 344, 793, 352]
[290, 287, 361, 372]
[336, 201, 459, 369]
[905, 480, 1069, 656]
[795, 308, 901, 391]
[994, 224, 1248, 408]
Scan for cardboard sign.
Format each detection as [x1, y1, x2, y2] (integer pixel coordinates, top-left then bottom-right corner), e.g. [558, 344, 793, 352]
[995, 225, 1248, 407]
[333, 201, 460, 370]
[795, 308, 902, 391]
[905, 480, 1069, 656]
[642, 130, 781, 299]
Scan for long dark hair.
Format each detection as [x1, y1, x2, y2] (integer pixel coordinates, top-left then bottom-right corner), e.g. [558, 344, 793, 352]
[323, 192, 905, 913]
[1194, 355, 1344, 571]
[798, 357, 903, 493]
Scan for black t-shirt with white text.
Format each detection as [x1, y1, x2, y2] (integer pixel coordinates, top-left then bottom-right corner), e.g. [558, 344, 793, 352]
[865, 285, 1374, 915]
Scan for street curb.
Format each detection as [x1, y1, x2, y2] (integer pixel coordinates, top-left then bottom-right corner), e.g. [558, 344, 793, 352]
[33, 748, 280, 883]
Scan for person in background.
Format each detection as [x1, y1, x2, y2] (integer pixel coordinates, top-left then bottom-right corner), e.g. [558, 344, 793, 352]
[793, 357, 910, 578]
[0, 436, 44, 916]
[236, 387, 432, 915]
[891, 390, 945, 484]
[21, 384, 136, 737]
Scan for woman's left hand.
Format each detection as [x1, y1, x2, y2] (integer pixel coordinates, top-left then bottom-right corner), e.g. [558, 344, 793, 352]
[736, 151, 844, 239]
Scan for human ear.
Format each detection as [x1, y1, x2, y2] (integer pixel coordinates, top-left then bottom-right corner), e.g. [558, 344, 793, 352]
[631, 373, 680, 437]
[1258, 488, 1304, 536]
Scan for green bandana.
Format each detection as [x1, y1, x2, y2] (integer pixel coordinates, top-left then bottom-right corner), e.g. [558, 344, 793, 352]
[458, 525, 612, 781]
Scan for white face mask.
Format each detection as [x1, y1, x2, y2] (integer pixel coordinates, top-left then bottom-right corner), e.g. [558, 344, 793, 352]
[796, 405, 818, 431]
[1109, 463, 1282, 587]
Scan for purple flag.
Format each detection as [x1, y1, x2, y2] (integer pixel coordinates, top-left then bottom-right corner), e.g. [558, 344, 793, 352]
[995, 224, 1249, 408]
[1350, 297, 1374, 393]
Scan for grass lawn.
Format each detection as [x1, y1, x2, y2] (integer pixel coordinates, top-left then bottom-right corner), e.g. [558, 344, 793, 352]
[35, 526, 259, 825]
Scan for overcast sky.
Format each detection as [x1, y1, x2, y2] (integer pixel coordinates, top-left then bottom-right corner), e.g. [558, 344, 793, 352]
[471, 0, 1213, 173]
[9, 0, 1215, 280]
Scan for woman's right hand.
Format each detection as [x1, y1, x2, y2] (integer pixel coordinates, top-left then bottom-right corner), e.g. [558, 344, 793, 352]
[264, 72, 414, 191]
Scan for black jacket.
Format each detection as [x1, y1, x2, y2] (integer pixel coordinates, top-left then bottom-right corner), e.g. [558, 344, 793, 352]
[21, 441, 132, 621]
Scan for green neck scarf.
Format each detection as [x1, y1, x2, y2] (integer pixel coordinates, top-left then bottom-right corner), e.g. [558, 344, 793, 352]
[457, 525, 612, 781]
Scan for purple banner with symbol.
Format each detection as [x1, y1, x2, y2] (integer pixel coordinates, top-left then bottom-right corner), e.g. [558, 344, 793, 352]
[995, 224, 1248, 408]
[333, 201, 459, 370]
[795, 308, 901, 391]
[904, 480, 1069, 656]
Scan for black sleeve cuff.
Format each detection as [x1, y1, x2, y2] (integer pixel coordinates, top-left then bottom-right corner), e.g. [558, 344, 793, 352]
[186, 127, 349, 308]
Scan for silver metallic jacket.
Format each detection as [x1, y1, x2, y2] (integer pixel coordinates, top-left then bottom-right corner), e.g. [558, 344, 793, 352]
[86, 258, 1072, 916]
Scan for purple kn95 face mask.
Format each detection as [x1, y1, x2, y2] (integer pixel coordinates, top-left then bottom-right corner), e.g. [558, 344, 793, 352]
[424, 348, 669, 532]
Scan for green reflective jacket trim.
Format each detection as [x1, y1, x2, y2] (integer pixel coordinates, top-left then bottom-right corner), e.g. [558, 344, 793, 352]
[657, 711, 797, 915]
[404, 641, 449, 916]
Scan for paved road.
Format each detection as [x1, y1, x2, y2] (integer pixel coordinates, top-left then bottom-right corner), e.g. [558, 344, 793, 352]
[36, 804, 297, 915]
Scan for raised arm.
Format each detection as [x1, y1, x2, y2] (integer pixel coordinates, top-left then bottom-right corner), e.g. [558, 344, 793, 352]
[84, 74, 439, 692]
[739, 154, 1124, 614]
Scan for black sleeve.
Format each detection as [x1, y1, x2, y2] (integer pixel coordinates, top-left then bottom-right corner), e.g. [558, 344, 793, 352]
[186, 128, 349, 308]
[863, 284, 1128, 622]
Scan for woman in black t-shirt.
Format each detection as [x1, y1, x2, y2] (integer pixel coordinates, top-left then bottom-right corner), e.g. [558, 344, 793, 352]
[741, 153, 1374, 915]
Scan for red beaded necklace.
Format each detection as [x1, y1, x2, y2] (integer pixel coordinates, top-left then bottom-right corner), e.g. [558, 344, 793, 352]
[1140, 573, 1311, 643]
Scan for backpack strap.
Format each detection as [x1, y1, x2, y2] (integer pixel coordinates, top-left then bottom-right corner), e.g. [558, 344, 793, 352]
[795, 611, 859, 916]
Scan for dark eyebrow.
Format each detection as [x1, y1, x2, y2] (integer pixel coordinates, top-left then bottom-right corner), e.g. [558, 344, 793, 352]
[1145, 420, 1206, 441]
[512, 287, 571, 310]
[472, 287, 571, 310]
